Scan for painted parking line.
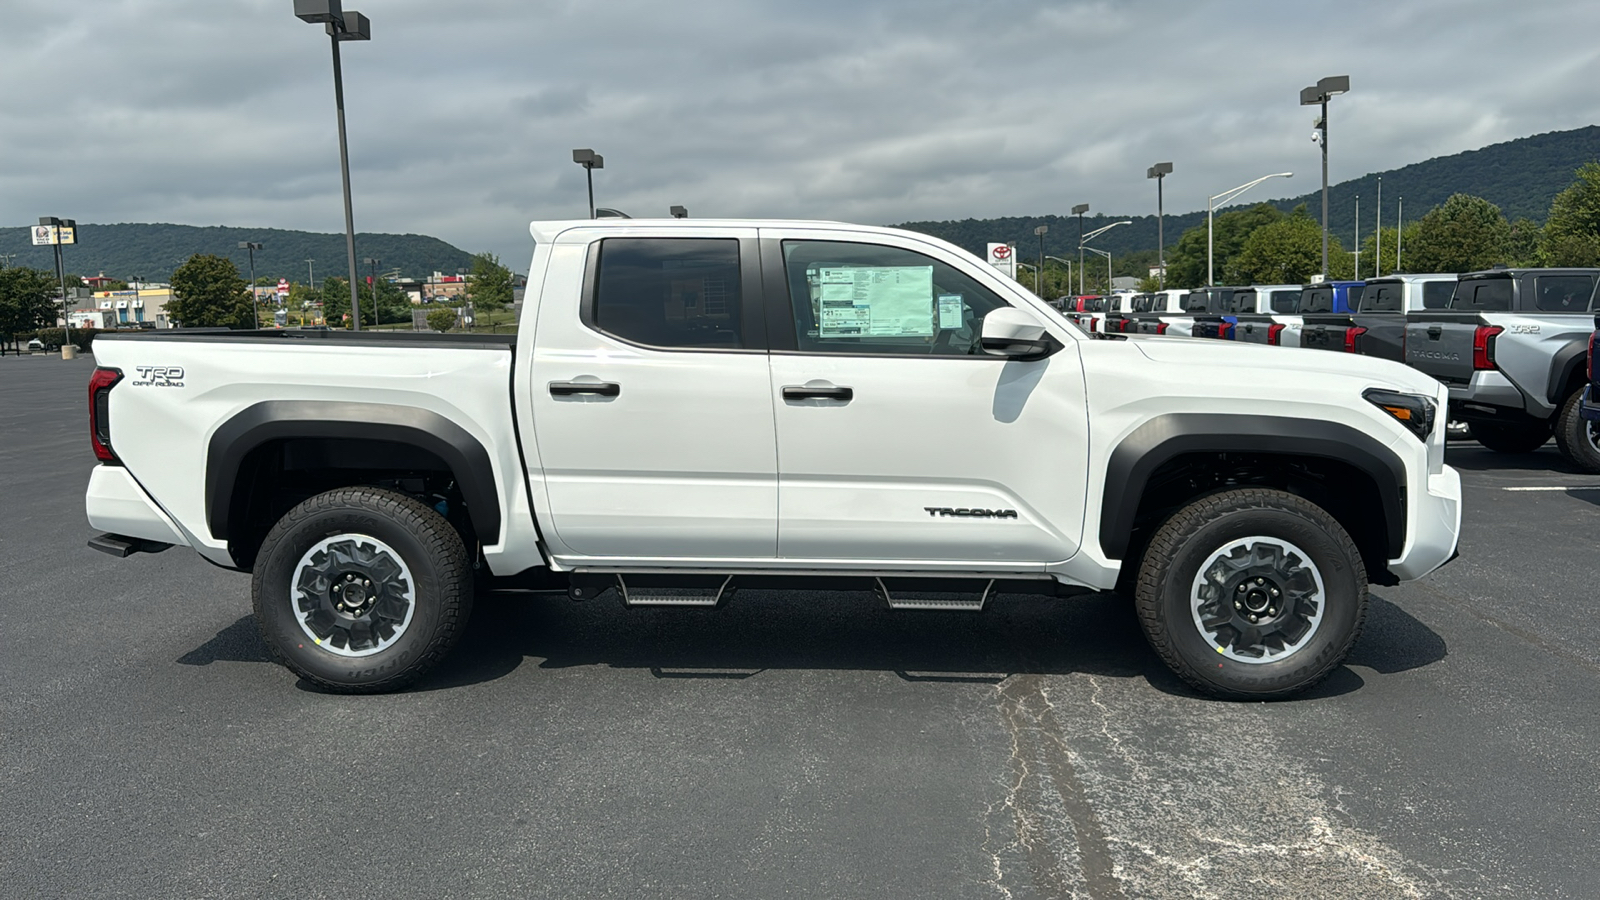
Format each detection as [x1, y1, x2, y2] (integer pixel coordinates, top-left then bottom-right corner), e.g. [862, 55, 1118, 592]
[1502, 485, 1600, 492]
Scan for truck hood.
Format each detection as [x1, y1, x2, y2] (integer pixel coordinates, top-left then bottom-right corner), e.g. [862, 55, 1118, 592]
[1122, 333, 1442, 395]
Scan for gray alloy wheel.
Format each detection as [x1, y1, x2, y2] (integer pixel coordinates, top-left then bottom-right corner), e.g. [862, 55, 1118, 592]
[1189, 536, 1326, 664]
[291, 534, 417, 658]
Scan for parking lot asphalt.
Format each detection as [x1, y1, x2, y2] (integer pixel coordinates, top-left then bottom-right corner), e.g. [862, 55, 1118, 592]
[3, 353, 1599, 899]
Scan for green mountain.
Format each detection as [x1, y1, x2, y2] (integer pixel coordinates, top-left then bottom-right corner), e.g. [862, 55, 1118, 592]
[0, 223, 474, 284]
[897, 124, 1600, 263]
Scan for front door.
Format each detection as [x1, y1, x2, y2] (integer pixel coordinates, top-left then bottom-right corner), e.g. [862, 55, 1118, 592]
[761, 230, 1089, 566]
[529, 230, 777, 560]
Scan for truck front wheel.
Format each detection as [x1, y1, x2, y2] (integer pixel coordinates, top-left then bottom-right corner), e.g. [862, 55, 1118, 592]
[252, 487, 473, 693]
[1133, 489, 1367, 700]
[1553, 389, 1600, 473]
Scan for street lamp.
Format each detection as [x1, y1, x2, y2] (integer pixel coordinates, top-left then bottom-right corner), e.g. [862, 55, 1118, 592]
[1033, 224, 1048, 296]
[1207, 172, 1292, 285]
[1147, 162, 1173, 288]
[670, 205, 688, 219]
[572, 149, 603, 219]
[306, 259, 316, 290]
[1301, 75, 1350, 280]
[1072, 203, 1090, 294]
[1045, 255, 1073, 297]
[1084, 247, 1113, 294]
[294, 0, 372, 331]
[37, 217, 78, 355]
[239, 241, 263, 329]
[364, 257, 381, 327]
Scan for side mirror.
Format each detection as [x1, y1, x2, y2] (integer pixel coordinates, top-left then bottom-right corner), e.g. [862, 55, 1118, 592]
[981, 307, 1057, 359]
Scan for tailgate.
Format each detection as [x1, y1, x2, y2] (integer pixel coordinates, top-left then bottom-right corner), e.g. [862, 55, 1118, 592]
[1234, 314, 1275, 345]
[1404, 311, 1481, 383]
[1299, 314, 1354, 352]
[1352, 313, 1406, 362]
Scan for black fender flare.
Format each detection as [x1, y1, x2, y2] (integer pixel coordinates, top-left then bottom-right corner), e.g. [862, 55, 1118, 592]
[1546, 338, 1589, 405]
[206, 400, 501, 544]
[1099, 413, 1407, 560]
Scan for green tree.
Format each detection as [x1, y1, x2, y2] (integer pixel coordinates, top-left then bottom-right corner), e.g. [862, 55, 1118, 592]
[468, 251, 514, 312]
[1506, 218, 1543, 267]
[1230, 213, 1355, 285]
[167, 254, 253, 328]
[426, 307, 457, 333]
[1163, 203, 1285, 288]
[320, 277, 354, 327]
[1538, 161, 1600, 266]
[0, 267, 59, 343]
[1403, 193, 1512, 274]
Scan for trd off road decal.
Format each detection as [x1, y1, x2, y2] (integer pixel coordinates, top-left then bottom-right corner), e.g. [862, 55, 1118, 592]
[131, 366, 185, 387]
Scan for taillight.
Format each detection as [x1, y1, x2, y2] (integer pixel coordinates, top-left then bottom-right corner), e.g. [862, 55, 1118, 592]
[1156, 322, 1170, 335]
[1221, 322, 1235, 340]
[1268, 323, 1286, 345]
[1089, 318, 1099, 333]
[1343, 326, 1368, 353]
[88, 367, 123, 462]
[1588, 329, 1597, 381]
[1473, 325, 1503, 370]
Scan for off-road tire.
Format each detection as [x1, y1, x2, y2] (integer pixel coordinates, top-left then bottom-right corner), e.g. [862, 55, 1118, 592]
[1134, 488, 1368, 700]
[252, 487, 472, 694]
[1470, 419, 1551, 454]
[1553, 388, 1600, 473]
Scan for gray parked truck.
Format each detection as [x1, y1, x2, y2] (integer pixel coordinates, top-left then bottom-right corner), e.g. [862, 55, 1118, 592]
[1404, 267, 1600, 469]
[1233, 285, 1305, 347]
[1351, 274, 1458, 363]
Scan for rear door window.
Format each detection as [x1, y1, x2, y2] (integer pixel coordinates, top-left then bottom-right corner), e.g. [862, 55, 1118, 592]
[1451, 277, 1513, 311]
[1269, 290, 1301, 313]
[1422, 281, 1455, 309]
[1530, 275, 1595, 312]
[591, 238, 744, 349]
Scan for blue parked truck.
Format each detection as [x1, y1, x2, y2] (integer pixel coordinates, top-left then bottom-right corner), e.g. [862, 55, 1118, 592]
[1297, 281, 1368, 352]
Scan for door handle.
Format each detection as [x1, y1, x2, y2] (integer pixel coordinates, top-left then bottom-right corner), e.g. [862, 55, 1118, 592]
[549, 381, 621, 397]
[782, 385, 854, 402]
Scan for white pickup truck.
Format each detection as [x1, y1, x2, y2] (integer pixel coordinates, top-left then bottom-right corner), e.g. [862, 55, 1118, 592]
[84, 218, 1462, 699]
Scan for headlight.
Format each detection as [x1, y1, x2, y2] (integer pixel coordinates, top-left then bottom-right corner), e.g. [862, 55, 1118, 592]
[1363, 388, 1436, 442]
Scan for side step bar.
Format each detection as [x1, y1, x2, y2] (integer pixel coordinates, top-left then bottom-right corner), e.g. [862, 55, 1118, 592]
[874, 578, 993, 612]
[618, 574, 734, 608]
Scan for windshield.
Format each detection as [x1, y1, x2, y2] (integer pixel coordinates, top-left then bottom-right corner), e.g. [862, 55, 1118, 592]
[1300, 287, 1333, 314]
[1361, 281, 1404, 313]
[1451, 276, 1513, 311]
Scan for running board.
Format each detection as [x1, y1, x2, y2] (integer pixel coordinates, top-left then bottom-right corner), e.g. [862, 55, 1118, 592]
[874, 577, 994, 612]
[617, 574, 734, 608]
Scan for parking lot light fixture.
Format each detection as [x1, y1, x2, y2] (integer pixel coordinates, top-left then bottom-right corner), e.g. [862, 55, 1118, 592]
[1079, 221, 1131, 294]
[1084, 246, 1113, 294]
[572, 149, 604, 219]
[1301, 75, 1349, 280]
[1072, 203, 1090, 293]
[670, 205, 688, 219]
[295, 0, 371, 330]
[1207, 172, 1292, 286]
[1034, 224, 1048, 295]
[1147, 162, 1173, 288]
[1045, 255, 1073, 296]
[239, 242, 263, 329]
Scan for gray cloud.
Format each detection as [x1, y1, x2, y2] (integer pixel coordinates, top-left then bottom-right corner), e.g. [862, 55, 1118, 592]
[2, 0, 1597, 273]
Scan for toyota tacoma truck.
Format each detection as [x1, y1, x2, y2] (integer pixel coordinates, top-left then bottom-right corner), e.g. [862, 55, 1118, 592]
[1298, 281, 1367, 352]
[1349, 274, 1457, 362]
[1404, 267, 1600, 468]
[83, 218, 1461, 700]
[1233, 285, 1305, 347]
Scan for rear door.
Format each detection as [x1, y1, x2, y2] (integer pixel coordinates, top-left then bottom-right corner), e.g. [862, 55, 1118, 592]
[760, 228, 1089, 565]
[529, 229, 779, 559]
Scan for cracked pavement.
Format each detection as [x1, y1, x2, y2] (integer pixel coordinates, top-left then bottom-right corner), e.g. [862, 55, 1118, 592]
[4, 356, 1598, 898]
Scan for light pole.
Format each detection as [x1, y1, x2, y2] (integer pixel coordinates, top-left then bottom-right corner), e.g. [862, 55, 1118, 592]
[306, 258, 316, 290]
[1353, 195, 1361, 280]
[573, 149, 603, 219]
[364, 257, 381, 327]
[1084, 247, 1113, 294]
[1046, 255, 1073, 297]
[1147, 162, 1173, 288]
[37, 217, 77, 355]
[239, 241, 263, 329]
[1396, 197, 1404, 272]
[1374, 176, 1382, 276]
[1033, 224, 1048, 296]
[1207, 172, 1292, 285]
[1301, 75, 1350, 280]
[1072, 203, 1089, 294]
[1080, 221, 1131, 294]
[294, 0, 372, 331]
[670, 205, 688, 219]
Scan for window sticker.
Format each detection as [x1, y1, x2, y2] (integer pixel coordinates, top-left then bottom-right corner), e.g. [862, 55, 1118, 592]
[937, 294, 965, 329]
[815, 266, 935, 337]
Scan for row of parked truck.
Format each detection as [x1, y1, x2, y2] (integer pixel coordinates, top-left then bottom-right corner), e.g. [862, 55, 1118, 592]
[1052, 267, 1600, 473]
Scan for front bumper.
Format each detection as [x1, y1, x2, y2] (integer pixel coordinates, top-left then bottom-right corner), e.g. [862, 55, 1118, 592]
[1387, 465, 1462, 582]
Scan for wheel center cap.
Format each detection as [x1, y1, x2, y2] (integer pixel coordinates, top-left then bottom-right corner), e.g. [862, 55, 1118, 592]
[1244, 588, 1272, 613]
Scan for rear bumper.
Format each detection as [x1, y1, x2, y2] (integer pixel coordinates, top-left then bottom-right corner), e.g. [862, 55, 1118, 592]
[1446, 370, 1529, 419]
[1387, 465, 1462, 582]
[85, 465, 188, 549]
[1581, 384, 1600, 422]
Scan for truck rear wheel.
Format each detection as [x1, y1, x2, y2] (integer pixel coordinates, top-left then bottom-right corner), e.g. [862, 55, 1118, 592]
[1553, 389, 1600, 473]
[1133, 488, 1367, 700]
[1469, 420, 1551, 454]
[252, 487, 472, 693]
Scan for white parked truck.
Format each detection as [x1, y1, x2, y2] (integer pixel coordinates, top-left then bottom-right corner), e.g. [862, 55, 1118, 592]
[84, 219, 1462, 698]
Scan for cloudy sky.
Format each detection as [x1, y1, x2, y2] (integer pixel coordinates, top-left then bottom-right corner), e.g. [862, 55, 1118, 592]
[3, 0, 1598, 271]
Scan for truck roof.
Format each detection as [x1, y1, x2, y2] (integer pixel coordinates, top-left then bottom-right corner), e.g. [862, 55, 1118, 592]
[530, 217, 878, 243]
